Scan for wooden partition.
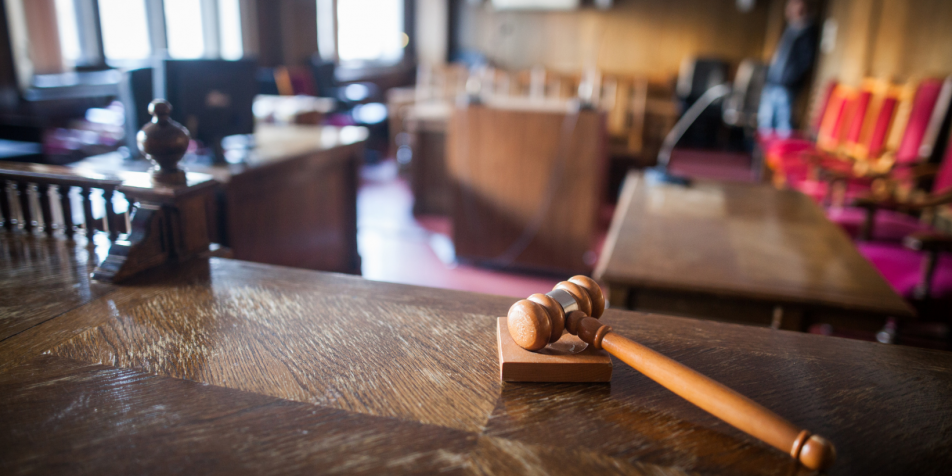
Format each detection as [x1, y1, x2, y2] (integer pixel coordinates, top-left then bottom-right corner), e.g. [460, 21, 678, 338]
[447, 103, 605, 274]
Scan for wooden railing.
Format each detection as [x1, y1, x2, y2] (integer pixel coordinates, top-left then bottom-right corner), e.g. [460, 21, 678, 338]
[0, 99, 219, 283]
[0, 163, 127, 240]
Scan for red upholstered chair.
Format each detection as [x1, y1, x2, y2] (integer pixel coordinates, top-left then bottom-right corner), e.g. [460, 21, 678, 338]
[859, 232, 952, 319]
[816, 77, 952, 205]
[796, 80, 902, 203]
[764, 84, 857, 187]
[828, 136, 952, 242]
[851, 139, 952, 319]
[769, 82, 883, 196]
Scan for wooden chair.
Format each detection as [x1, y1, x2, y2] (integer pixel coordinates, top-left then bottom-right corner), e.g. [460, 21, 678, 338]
[765, 83, 860, 188]
[815, 77, 952, 204]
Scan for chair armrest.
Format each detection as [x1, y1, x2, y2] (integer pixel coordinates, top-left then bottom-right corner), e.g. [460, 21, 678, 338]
[907, 162, 940, 180]
[904, 232, 952, 253]
[916, 188, 952, 208]
[852, 195, 903, 210]
[852, 189, 952, 213]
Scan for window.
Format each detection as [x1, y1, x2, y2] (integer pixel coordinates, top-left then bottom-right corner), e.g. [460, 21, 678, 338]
[98, 0, 152, 61]
[164, 0, 206, 59]
[96, 0, 246, 64]
[54, 0, 83, 68]
[318, 0, 408, 66]
[218, 0, 243, 60]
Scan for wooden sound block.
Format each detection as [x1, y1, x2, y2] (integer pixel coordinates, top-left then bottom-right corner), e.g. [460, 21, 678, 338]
[497, 317, 612, 382]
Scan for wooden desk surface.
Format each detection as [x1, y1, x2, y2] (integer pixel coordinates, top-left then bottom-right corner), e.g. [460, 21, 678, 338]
[2, 236, 950, 475]
[596, 172, 914, 320]
[73, 124, 369, 183]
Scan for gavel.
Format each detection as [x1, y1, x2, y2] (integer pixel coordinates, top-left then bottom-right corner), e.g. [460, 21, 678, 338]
[508, 276, 836, 471]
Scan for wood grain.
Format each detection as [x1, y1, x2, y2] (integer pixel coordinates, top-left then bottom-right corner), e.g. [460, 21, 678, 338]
[2, 248, 952, 474]
[595, 172, 914, 325]
[47, 259, 505, 433]
[455, 0, 773, 81]
[0, 355, 479, 475]
[0, 233, 113, 341]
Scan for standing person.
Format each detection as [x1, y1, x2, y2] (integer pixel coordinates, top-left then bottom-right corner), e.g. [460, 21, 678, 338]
[758, 0, 820, 138]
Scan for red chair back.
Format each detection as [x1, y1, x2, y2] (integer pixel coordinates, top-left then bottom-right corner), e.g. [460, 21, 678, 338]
[816, 86, 854, 151]
[845, 89, 873, 145]
[866, 96, 898, 159]
[854, 81, 902, 160]
[895, 78, 947, 165]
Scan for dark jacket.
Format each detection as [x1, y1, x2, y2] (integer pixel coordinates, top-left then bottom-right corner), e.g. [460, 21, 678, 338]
[766, 22, 819, 91]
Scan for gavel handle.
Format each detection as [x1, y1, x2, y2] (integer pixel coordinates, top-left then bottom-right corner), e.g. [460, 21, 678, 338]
[568, 314, 836, 471]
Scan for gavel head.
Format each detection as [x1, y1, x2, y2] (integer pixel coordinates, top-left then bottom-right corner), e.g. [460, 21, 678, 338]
[507, 276, 605, 351]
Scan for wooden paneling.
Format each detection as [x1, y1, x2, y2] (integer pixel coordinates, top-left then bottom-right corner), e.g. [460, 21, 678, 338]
[0, 0, 20, 110]
[254, 0, 318, 67]
[456, 0, 773, 81]
[2, 253, 952, 474]
[811, 0, 952, 118]
[71, 125, 365, 275]
[279, 0, 319, 66]
[447, 104, 605, 273]
[223, 144, 361, 273]
[20, 0, 62, 74]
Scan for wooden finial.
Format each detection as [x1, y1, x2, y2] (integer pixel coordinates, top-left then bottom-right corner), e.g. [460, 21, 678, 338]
[569, 275, 605, 318]
[527, 293, 565, 343]
[137, 99, 189, 185]
[507, 299, 550, 351]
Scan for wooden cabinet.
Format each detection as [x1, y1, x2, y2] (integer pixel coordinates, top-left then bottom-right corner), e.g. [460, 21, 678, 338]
[447, 103, 606, 274]
[214, 125, 364, 274]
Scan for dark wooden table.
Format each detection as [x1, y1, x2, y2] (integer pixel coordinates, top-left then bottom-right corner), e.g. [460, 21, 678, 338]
[2, 233, 951, 475]
[595, 171, 915, 332]
[74, 124, 366, 274]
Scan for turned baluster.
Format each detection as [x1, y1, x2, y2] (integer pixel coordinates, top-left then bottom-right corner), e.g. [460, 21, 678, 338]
[124, 194, 135, 234]
[16, 181, 33, 232]
[0, 179, 11, 230]
[103, 187, 119, 241]
[37, 183, 54, 236]
[58, 185, 75, 238]
[79, 187, 96, 237]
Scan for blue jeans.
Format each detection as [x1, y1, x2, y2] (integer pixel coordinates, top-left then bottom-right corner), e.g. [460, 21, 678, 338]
[758, 85, 793, 138]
